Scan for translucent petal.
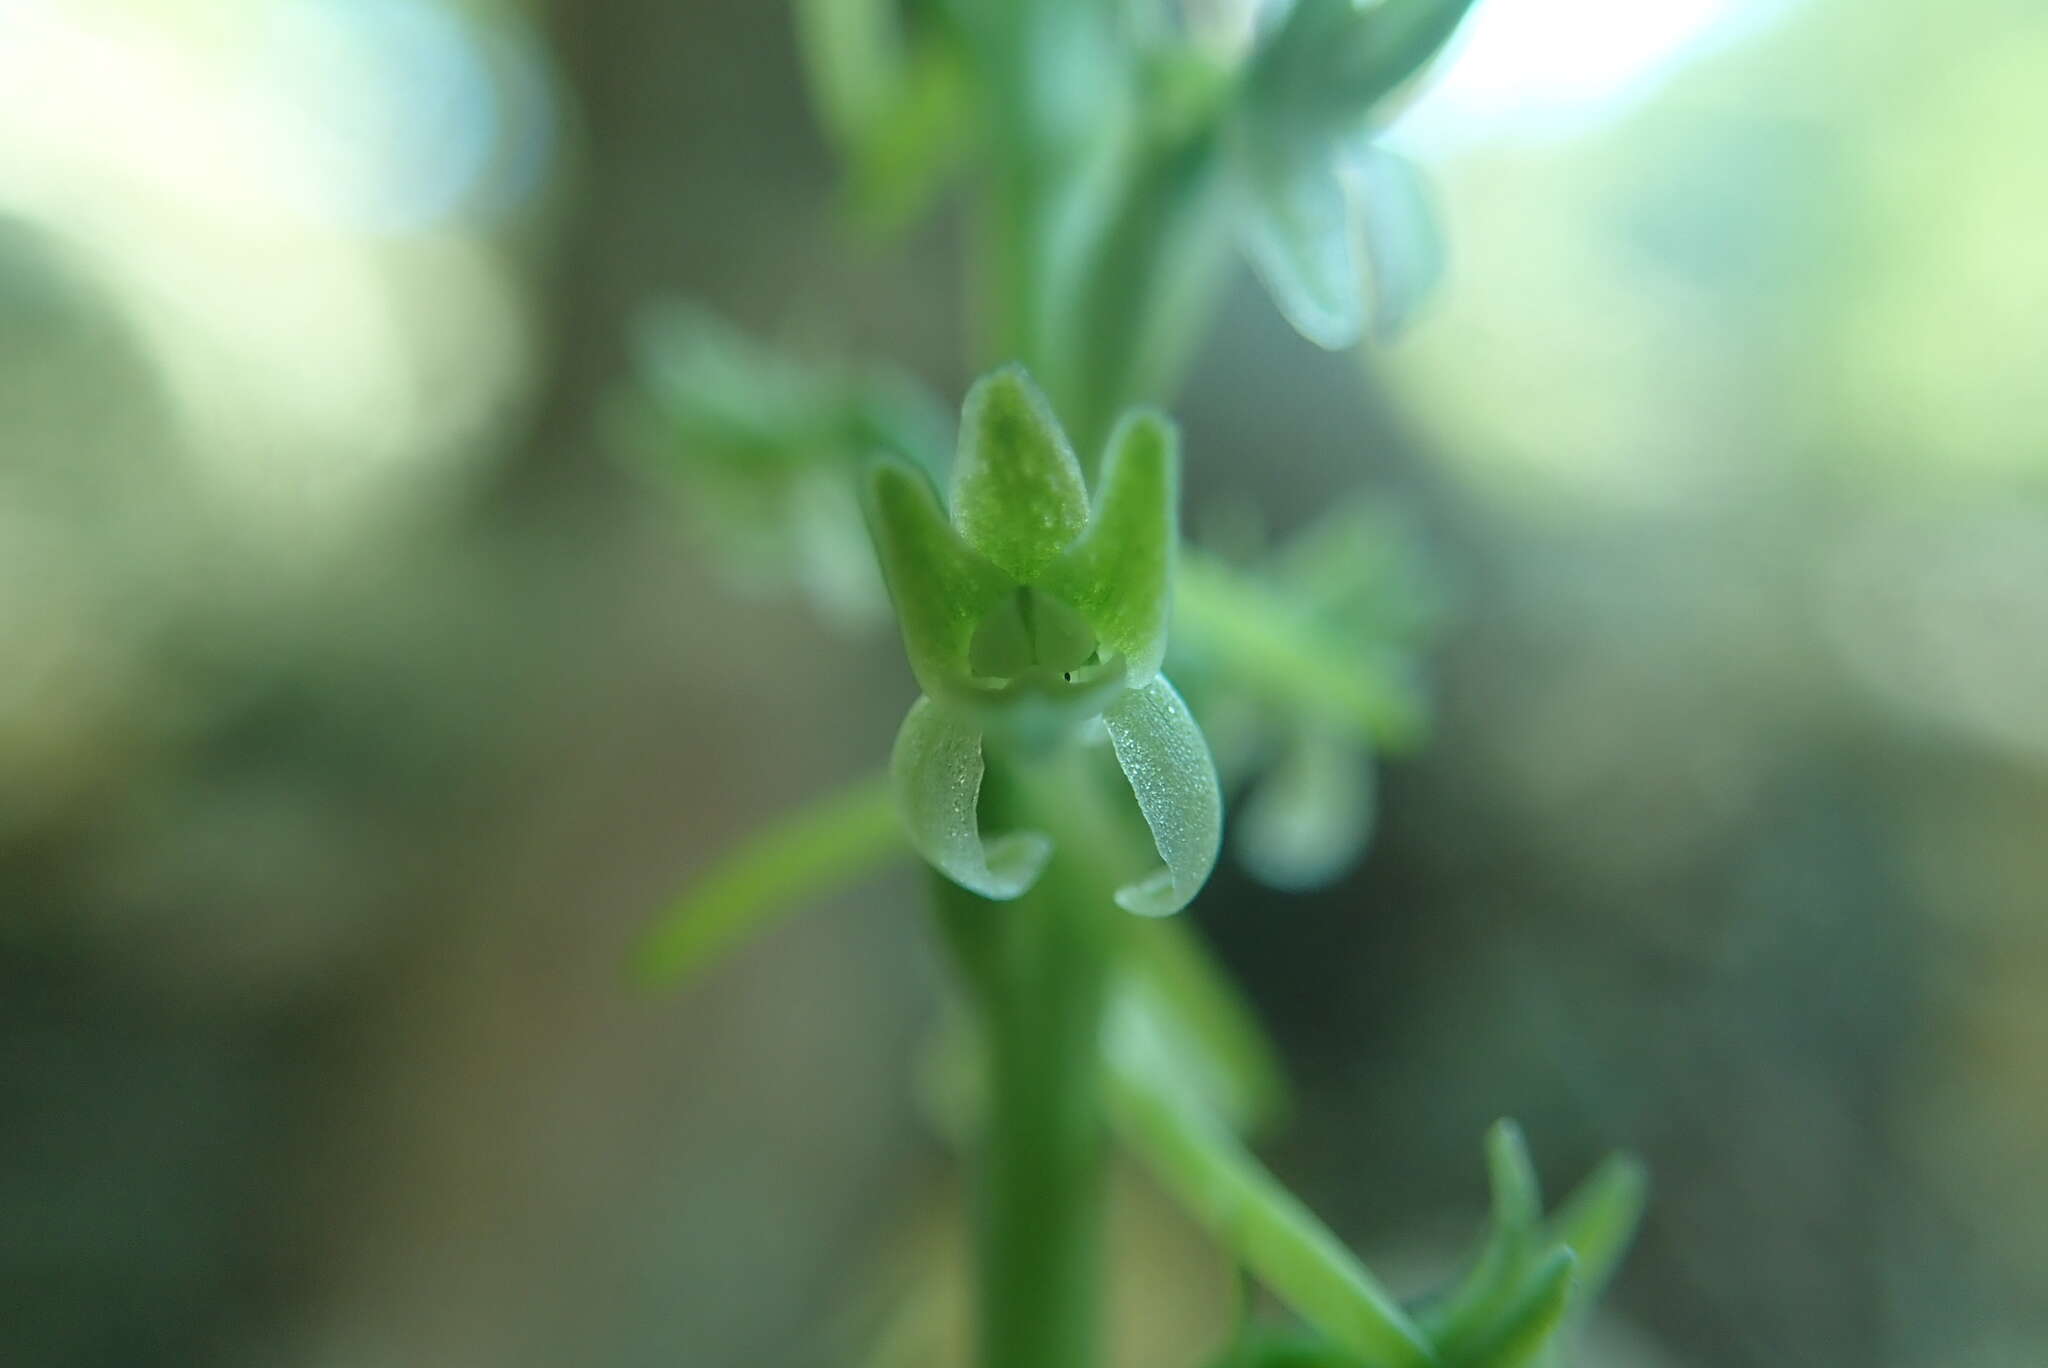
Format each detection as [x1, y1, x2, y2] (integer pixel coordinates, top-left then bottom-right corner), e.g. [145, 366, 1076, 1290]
[1038, 410, 1178, 687]
[1102, 677, 1223, 917]
[950, 366, 1091, 582]
[890, 695, 1050, 900]
[865, 461, 1016, 698]
[1235, 734, 1374, 892]
[1235, 138, 1363, 351]
[1345, 143, 1445, 342]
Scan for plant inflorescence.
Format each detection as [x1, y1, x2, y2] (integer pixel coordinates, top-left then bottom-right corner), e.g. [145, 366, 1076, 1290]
[620, 2, 1646, 1364]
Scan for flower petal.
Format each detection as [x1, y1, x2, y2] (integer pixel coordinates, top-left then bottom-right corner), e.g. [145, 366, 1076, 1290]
[950, 365, 1091, 582]
[890, 695, 1051, 900]
[1235, 136, 1363, 351]
[1038, 409, 1178, 687]
[1102, 677, 1223, 917]
[1345, 142, 1444, 342]
[865, 460, 1016, 698]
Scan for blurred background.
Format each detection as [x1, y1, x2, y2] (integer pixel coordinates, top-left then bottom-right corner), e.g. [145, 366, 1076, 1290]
[3, 0, 2044, 1364]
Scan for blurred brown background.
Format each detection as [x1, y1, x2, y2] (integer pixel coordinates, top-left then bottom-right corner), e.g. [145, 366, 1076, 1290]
[2, 0, 2044, 1364]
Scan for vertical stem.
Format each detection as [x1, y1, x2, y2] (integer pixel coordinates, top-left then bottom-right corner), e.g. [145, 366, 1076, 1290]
[933, 745, 1140, 1368]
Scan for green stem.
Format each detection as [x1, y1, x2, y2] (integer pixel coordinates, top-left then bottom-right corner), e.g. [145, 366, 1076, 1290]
[933, 743, 1144, 1368]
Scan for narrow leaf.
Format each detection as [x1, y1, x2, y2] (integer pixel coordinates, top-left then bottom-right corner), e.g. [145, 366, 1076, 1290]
[865, 460, 1016, 698]
[1038, 408, 1180, 686]
[1177, 553, 1428, 747]
[1546, 1153, 1648, 1317]
[1103, 676, 1224, 917]
[1108, 1060, 1436, 1368]
[950, 366, 1091, 582]
[1456, 1247, 1577, 1368]
[1486, 1119, 1543, 1238]
[890, 695, 1051, 900]
[634, 771, 905, 987]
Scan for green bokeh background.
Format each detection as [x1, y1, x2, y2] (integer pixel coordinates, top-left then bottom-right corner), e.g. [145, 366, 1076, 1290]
[3, 1, 2043, 1364]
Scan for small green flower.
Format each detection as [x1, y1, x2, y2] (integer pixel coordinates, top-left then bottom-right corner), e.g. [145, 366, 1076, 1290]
[866, 366, 1222, 916]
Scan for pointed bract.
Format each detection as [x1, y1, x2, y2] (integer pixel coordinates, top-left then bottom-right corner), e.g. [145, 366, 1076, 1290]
[1039, 409, 1178, 687]
[1103, 677, 1223, 917]
[866, 461, 1016, 699]
[891, 695, 1051, 900]
[951, 366, 1092, 581]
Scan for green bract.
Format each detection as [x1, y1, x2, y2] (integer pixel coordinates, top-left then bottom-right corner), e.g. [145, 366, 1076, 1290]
[868, 366, 1221, 914]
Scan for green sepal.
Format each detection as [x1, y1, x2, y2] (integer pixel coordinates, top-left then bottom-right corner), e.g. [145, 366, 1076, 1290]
[950, 366, 1092, 583]
[865, 460, 1017, 699]
[1102, 675, 1223, 916]
[890, 695, 1051, 900]
[1038, 409, 1179, 687]
[1176, 552, 1429, 747]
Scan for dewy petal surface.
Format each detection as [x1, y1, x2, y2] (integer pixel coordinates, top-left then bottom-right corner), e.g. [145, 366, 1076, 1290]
[1038, 409, 1177, 688]
[866, 460, 1016, 698]
[949, 366, 1091, 582]
[1102, 676, 1222, 917]
[891, 695, 1051, 900]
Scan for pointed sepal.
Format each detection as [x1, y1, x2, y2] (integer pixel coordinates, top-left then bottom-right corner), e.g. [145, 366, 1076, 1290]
[1039, 409, 1179, 687]
[890, 695, 1050, 899]
[1102, 676, 1223, 916]
[865, 460, 1016, 698]
[950, 366, 1092, 582]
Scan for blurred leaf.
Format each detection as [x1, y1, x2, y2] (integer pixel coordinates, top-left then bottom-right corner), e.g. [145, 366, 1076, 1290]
[1121, 916, 1291, 1133]
[794, 0, 902, 149]
[845, 40, 978, 236]
[620, 304, 951, 625]
[1453, 1246, 1576, 1368]
[634, 771, 904, 986]
[1542, 1152, 1649, 1351]
[1109, 1055, 1435, 1368]
[1420, 1121, 1545, 1351]
[1103, 676, 1224, 916]
[1418, 1124, 1645, 1368]
[1208, 1326, 1370, 1367]
[1177, 552, 1429, 747]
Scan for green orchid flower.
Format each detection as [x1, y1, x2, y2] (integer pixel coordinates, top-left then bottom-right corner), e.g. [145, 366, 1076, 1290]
[865, 365, 1222, 916]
